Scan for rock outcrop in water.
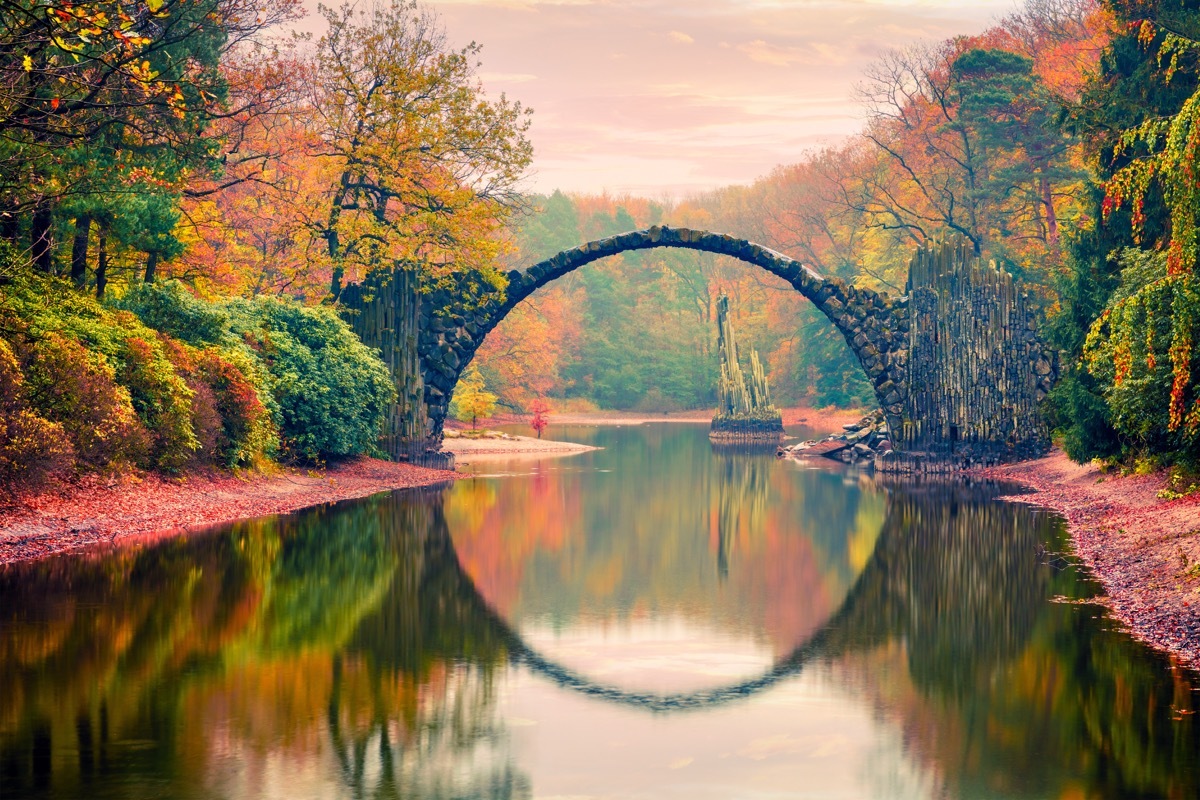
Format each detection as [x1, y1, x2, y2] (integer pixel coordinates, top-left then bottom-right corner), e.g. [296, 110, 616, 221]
[710, 293, 784, 441]
[781, 410, 891, 468]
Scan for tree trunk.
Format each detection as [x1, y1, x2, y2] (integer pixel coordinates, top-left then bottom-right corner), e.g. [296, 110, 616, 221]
[70, 215, 92, 287]
[144, 251, 158, 284]
[94, 229, 108, 300]
[1040, 174, 1059, 244]
[330, 263, 344, 300]
[31, 201, 53, 273]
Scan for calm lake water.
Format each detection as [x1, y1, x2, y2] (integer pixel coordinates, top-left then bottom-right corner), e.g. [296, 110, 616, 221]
[2, 423, 1199, 799]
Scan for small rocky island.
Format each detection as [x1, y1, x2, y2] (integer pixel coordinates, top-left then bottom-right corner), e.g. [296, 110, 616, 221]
[710, 294, 784, 442]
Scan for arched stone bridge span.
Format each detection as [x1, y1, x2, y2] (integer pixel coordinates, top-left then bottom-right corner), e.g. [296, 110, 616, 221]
[419, 226, 909, 435]
[414, 228, 1056, 465]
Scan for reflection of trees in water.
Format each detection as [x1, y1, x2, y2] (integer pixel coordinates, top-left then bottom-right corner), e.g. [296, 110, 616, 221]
[0, 489, 527, 800]
[837, 479, 1200, 800]
[709, 443, 776, 578]
[327, 496, 527, 799]
[842, 480, 1049, 696]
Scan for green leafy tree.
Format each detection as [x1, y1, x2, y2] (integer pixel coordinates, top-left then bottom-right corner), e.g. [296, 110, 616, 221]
[951, 47, 1082, 257]
[0, 0, 297, 275]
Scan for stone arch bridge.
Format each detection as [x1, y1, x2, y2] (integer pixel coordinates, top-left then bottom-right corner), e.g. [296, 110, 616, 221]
[361, 227, 1055, 466]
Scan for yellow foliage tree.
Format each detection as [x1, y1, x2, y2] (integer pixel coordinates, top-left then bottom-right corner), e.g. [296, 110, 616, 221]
[451, 365, 498, 430]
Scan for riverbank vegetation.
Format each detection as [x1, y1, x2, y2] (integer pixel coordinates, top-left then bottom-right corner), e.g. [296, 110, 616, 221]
[1, 260, 395, 488]
[471, 0, 1200, 476]
[472, 0, 1112, 414]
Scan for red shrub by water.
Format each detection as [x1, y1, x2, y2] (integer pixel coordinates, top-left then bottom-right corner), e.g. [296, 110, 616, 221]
[21, 333, 151, 470]
[0, 338, 71, 491]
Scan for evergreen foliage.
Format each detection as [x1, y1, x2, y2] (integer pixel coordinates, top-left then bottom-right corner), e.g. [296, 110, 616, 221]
[120, 282, 395, 462]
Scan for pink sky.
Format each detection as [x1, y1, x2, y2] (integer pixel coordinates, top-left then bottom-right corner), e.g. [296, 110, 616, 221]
[310, 1, 1015, 196]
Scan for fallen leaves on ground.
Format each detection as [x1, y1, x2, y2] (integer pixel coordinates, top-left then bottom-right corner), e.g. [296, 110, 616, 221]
[0, 458, 459, 565]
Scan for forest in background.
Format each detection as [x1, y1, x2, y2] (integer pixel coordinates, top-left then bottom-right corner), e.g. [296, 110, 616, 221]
[473, 0, 1109, 413]
[4, 0, 1200, 487]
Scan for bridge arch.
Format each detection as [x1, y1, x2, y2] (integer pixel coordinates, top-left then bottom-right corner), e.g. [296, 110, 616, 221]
[418, 226, 910, 441]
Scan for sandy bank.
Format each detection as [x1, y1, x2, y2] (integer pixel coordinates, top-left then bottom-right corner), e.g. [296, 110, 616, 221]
[976, 450, 1200, 667]
[0, 458, 458, 566]
[462, 406, 867, 434]
[443, 432, 598, 460]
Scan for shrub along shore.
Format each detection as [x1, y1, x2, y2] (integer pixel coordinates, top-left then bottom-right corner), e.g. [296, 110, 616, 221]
[2, 267, 396, 490]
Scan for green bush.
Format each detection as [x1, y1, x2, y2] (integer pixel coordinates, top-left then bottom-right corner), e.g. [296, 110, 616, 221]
[114, 281, 230, 347]
[120, 331, 198, 471]
[21, 332, 152, 469]
[0, 270, 200, 471]
[225, 298, 395, 462]
[2, 272, 395, 470]
[160, 337, 278, 468]
[121, 281, 396, 463]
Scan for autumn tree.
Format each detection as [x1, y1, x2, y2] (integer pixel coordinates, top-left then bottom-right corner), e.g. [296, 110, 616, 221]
[1051, 0, 1200, 466]
[451, 364, 497, 429]
[0, 0, 299, 281]
[529, 398, 549, 438]
[309, 0, 533, 299]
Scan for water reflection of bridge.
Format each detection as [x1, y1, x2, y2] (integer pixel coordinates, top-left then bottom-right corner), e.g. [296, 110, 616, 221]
[431, 479, 1052, 713]
[8, 477, 1191, 800]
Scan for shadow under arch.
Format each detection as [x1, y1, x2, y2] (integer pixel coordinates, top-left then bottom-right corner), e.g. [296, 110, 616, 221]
[417, 226, 909, 438]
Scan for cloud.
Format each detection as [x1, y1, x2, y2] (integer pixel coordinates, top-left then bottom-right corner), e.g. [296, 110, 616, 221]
[423, 0, 1011, 194]
[737, 39, 851, 67]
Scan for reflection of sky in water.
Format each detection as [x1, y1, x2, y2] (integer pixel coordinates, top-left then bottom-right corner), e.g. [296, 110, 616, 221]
[443, 423, 918, 797]
[519, 618, 775, 693]
[497, 665, 935, 800]
[448, 424, 885, 661]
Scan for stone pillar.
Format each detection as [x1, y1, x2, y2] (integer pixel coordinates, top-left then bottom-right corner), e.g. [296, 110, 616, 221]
[888, 238, 1055, 468]
[341, 266, 451, 467]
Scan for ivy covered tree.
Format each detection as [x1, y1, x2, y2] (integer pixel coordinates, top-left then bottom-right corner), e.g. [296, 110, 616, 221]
[1053, 0, 1200, 466]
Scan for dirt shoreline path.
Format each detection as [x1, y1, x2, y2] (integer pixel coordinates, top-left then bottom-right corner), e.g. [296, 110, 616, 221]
[975, 450, 1200, 668]
[0, 458, 458, 566]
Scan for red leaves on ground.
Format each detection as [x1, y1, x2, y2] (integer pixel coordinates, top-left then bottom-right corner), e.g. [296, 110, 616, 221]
[0, 457, 458, 565]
